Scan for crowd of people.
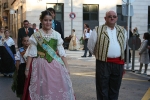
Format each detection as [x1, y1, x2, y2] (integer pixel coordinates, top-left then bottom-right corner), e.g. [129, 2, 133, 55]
[0, 7, 150, 100]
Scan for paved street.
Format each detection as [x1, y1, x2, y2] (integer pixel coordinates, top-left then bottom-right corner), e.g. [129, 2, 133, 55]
[0, 50, 150, 100]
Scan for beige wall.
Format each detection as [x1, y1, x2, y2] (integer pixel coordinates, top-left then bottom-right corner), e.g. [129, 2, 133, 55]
[10, 0, 26, 38]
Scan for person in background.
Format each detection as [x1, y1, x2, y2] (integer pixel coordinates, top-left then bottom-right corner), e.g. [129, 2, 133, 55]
[39, 8, 64, 40]
[81, 23, 92, 57]
[12, 35, 29, 100]
[68, 29, 80, 50]
[137, 32, 150, 75]
[88, 10, 127, 100]
[17, 20, 34, 48]
[133, 27, 140, 37]
[1, 30, 16, 77]
[32, 23, 38, 32]
[124, 27, 133, 63]
[28, 23, 32, 28]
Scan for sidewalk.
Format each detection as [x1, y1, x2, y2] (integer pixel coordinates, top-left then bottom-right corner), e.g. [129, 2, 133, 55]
[66, 50, 150, 76]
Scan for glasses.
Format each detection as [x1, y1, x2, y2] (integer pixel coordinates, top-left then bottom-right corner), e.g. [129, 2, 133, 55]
[108, 16, 117, 19]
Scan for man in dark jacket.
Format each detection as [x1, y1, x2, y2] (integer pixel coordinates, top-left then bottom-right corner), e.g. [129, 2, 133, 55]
[39, 8, 64, 40]
[17, 20, 34, 48]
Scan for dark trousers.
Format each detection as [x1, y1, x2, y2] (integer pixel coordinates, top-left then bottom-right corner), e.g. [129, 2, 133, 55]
[83, 39, 92, 56]
[96, 60, 124, 100]
[124, 48, 131, 63]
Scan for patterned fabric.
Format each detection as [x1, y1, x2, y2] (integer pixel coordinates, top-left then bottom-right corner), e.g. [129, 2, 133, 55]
[33, 31, 64, 65]
[36, 39, 57, 62]
[95, 24, 125, 61]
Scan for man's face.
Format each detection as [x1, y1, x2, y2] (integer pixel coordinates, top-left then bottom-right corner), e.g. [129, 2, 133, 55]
[104, 11, 118, 26]
[24, 22, 29, 28]
[50, 11, 55, 19]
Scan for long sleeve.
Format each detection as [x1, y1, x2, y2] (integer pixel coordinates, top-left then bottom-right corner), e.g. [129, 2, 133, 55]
[57, 33, 66, 57]
[58, 22, 64, 40]
[87, 29, 97, 54]
[9, 38, 16, 54]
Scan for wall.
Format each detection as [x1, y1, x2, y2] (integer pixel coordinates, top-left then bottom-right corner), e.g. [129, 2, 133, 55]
[8, 0, 150, 40]
[132, 0, 150, 38]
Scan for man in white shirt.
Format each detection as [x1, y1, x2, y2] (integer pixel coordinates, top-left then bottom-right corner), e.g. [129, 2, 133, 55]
[88, 11, 127, 100]
[81, 24, 92, 57]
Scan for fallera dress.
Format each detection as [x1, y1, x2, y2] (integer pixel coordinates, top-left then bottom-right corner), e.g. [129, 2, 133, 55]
[23, 29, 75, 100]
[68, 32, 80, 50]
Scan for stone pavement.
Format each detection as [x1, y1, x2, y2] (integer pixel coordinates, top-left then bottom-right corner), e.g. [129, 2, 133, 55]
[66, 50, 150, 76]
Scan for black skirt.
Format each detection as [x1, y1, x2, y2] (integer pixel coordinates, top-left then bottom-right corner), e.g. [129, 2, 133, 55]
[0, 46, 2, 72]
[0, 46, 15, 73]
[17, 63, 26, 97]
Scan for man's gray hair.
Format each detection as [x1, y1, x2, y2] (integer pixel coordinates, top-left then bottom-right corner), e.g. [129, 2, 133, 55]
[105, 10, 117, 17]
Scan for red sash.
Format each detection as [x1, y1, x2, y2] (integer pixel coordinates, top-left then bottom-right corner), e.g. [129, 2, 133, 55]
[107, 57, 124, 65]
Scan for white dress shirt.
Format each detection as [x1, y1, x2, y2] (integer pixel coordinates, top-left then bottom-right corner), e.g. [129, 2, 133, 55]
[88, 26, 127, 58]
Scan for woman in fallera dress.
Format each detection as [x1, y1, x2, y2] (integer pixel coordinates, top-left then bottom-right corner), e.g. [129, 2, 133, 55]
[0, 30, 16, 77]
[68, 29, 80, 50]
[22, 10, 75, 100]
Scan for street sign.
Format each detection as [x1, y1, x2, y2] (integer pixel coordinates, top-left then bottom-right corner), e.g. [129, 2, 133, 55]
[69, 12, 76, 19]
[122, 4, 134, 16]
[128, 36, 141, 50]
[122, 0, 135, 3]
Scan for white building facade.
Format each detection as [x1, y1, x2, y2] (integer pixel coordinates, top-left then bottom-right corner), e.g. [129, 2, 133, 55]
[6, 0, 150, 39]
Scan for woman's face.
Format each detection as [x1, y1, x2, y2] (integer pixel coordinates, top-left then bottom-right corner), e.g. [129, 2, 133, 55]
[41, 15, 52, 30]
[4, 31, 10, 37]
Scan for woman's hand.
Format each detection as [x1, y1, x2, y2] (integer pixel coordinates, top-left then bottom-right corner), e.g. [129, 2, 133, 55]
[66, 66, 70, 75]
[25, 70, 29, 78]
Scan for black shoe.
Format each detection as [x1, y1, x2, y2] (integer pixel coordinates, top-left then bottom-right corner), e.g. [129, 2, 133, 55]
[3, 75, 7, 77]
[9, 75, 12, 78]
[81, 56, 86, 57]
[148, 79, 150, 82]
[88, 55, 92, 57]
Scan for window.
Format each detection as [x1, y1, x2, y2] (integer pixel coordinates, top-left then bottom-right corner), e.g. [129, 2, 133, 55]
[83, 4, 99, 21]
[116, 5, 128, 27]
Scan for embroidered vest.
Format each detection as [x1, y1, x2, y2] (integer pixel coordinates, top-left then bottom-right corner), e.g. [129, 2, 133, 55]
[37, 38, 57, 63]
[94, 24, 125, 61]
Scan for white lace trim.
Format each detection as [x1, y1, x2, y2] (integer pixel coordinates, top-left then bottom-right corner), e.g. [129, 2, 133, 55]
[29, 58, 75, 100]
